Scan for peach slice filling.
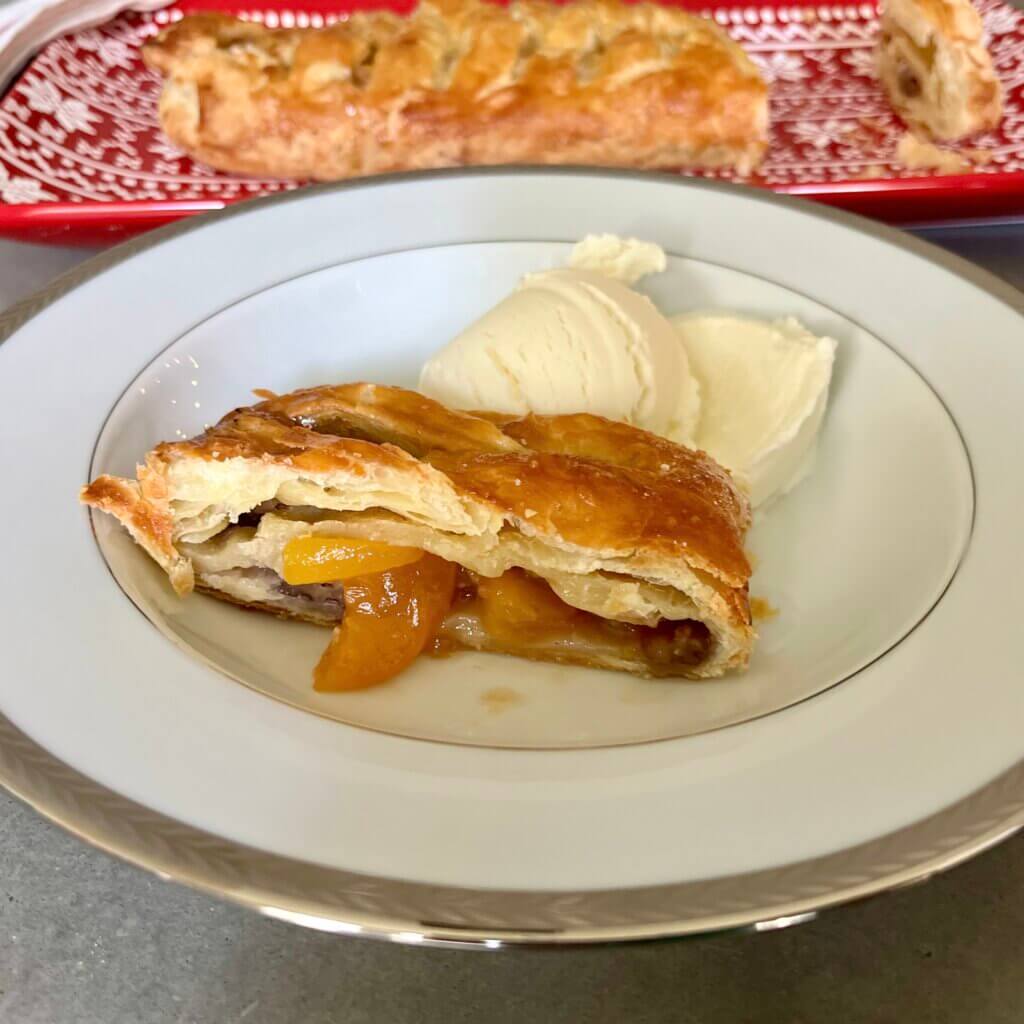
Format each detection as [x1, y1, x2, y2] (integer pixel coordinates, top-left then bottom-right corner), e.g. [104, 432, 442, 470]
[444, 567, 713, 671]
[282, 535, 452, 691]
[313, 553, 457, 692]
[281, 535, 713, 691]
[282, 535, 424, 585]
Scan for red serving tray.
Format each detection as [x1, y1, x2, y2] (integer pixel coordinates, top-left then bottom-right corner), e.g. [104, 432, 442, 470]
[1, 0, 1023, 244]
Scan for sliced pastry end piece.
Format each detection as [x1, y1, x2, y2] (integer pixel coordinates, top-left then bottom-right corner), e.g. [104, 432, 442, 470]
[877, 0, 1002, 140]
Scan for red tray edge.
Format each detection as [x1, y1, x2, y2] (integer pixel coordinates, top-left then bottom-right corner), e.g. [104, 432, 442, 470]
[3, 0, 1023, 243]
[3, 172, 1024, 245]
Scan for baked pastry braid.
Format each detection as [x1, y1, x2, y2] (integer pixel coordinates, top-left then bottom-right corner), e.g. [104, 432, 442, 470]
[82, 383, 754, 681]
[143, 0, 769, 179]
[877, 0, 1002, 140]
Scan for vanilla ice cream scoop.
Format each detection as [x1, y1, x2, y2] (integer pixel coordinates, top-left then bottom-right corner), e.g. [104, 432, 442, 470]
[672, 314, 836, 507]
[568, 234, 667, 284]
[420, 266, 701, 445]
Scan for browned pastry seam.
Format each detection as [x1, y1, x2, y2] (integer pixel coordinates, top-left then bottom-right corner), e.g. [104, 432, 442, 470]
[143, 0, 769, 179]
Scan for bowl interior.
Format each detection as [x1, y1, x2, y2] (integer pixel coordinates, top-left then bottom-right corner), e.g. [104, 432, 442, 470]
[90, 241, 973, 749]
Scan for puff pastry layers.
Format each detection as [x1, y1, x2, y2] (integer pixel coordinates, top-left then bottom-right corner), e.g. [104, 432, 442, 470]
[143, 0, 769, 179]
[877, 0, 1002, 140]
[81, 383, 753, 680]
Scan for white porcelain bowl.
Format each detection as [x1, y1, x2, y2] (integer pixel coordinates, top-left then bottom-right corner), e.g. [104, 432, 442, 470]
[0, 171, 1021, 945]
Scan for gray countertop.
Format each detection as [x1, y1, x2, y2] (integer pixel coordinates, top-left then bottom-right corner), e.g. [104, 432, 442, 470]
[2, 221, 1024, 1024]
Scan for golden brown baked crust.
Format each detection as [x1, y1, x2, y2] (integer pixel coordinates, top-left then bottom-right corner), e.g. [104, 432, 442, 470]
[877, 0, 1002, 140]
[80, 472, 194, 593]
[143, 0, 768, 179]
[81, 382, 754, 677]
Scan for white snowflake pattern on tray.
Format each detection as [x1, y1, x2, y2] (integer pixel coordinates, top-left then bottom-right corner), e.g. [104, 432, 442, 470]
[17, 75, 101, 135]
[984, 3, 1022, 36]
[0, 161, 55, 203]
[840, 46, 880, 79]
[74, 29, 137, 69]
[0, 0, 1022, 210]
[789, 117, 860, 150]
[752, 50, 812, 82]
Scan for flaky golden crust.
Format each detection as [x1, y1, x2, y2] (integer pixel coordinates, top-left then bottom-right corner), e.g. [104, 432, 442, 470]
[877, 0, 1002, 140]
[80, 474, 193, 594]
[143, 0, 768, 180]
[428, 448, 750, 587]
[253, 381, 523, 456]
[502, 412, 751, 533]
[82, 382, 753, 676]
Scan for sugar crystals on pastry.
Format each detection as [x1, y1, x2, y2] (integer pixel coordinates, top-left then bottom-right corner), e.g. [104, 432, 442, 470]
[81, 383, 753, 690]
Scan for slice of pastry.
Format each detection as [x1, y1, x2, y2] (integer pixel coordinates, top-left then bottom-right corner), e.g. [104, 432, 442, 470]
[877, 0, 1002, 140]
[141, 0, 769, 179]
[81, 384, 753, 690]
